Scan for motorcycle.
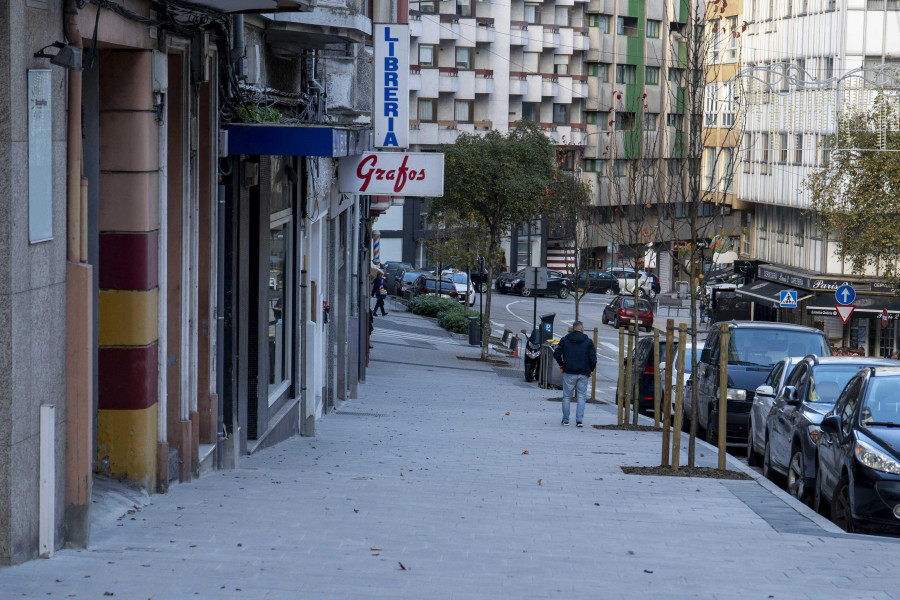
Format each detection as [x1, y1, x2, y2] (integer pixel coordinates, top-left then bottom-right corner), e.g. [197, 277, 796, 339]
[522, 328, 543, 382]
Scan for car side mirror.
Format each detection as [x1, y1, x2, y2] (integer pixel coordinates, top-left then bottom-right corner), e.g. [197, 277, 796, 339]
[755, 384, 774, 398]
[783, 385, 801, 406]
[821, 414, 841, 435]
[700, 348, 712, 363]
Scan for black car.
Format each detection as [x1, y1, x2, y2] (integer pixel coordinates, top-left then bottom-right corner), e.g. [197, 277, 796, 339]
[402, 275, 458, 301]
[692, 321, 831, 446]
[618, 335, 677, 415]
[573, 270, 619, 294]
[495, 269, 571, 299]
[469, 269, 491, 293]
[393, 269, 427, 297]
[763, 356, 898, 502]
[384, 262, 414, 295]
[816, 366, 900, 533]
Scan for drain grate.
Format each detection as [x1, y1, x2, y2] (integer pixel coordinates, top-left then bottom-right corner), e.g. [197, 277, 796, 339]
[334, 411, 387, 417]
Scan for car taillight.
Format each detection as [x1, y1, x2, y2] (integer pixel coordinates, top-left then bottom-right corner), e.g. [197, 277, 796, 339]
[619, 309, 626, 316]
[643, 366, 654, 375]
[648, 312, 654, 319]
[450, 291, 459, 298]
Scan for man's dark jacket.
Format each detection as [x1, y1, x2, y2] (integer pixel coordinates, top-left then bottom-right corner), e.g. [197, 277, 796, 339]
[553, 331, 597, 376]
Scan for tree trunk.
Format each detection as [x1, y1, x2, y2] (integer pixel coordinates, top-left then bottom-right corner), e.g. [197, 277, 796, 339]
[481, 235, 498, 361]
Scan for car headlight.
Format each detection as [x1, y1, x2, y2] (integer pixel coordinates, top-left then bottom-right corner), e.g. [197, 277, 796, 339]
[807, 425, 821, 444]
[512, 279, 522, 284]
[726, 388, 747, 401]
[855, 439, 900, 474]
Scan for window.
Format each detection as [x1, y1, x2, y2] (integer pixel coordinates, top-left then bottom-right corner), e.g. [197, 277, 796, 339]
[523, 52, 540, 73]
[455, 100, 473, 123]
[645, 66, 660, 85]
[267, 157, 294, 399]
[704, 147, 717, 191]
[617, 16, 638, 36]
[646, 19, 661, 38]
[417, 98, 437, 122]
[824, 57, 834, 79]
[614, 160, 627, 177]
[668, 68, 683, 84]
[867, 0, 900, 7]
[643, 112, 658, 131]
[727, 16, 738, 59]
[666, 113, 683, 128]
[553, 103, 568, 124]
[457, 0, 472, 17]
[419, 0, 436, 13]
[615, 112, 635, 131]
[779, 132, 788, 162]
[704, 83, 718, 126]
[555, 5, 570, 26]
[522, 102, 539, 122]
[742, 133, 751, 173]
[794, 133, 803, 164]
[456, 47, 473, 70]
[585, 159, 597, 172]
[722, 147, 734, 192]
[642, 160, 657, 177]
[554, 55, 569, 75]
[761, 132, 770, 174]
[418, 44, 437, 67]
[616, 64, 637, 84]
[588, 62, 610, 82]
[585, 159, 608, 176]
[709, 20, 721, 63]
[722, 82, 735, 127]
[524, 2, 540, 24]
[588, 14, 611, 33]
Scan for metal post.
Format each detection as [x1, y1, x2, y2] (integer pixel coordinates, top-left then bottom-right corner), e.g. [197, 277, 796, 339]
[672, 324, 687, 470]
[591, 327, 598, 402]
[653, 329, 660, 429]
[625, 331, 634, 427]
[617, 327, 625, 424]
[661, 319, 674, 466]
[532, 267, 538, 333]
[718, 322, 729, 471]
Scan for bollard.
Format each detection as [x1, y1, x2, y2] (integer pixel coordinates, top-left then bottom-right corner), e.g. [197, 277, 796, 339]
[653, 329, 660, 429]
[591, 327, 598, 402]
[718, 322, 730, 471]
[672, 324, 687, 470]
[661, 319, 674, 466]
[617, 327, 625, 424]
[624, 331, 634, 427]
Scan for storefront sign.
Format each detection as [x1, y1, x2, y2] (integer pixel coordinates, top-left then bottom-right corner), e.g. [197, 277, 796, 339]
[338, 152, 444, 196]
[374, 24, 409, 149]
[28, 69, 53, 243]
[757, 264, 884, 293]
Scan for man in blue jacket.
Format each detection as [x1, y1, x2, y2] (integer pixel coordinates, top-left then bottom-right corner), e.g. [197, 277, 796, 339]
[553, 321, 597, 427]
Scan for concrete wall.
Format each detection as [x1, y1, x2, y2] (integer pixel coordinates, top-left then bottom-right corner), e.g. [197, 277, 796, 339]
[0, 0, 69, 564]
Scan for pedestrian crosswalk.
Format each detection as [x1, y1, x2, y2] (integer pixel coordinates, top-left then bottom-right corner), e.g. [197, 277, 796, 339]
[371, 328, 465, 346]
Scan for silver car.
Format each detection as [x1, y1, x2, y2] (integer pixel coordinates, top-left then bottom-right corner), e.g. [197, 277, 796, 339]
[747, 356, 805, 466]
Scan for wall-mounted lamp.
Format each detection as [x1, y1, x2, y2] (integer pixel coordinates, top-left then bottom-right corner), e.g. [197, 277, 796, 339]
[34, 41, 83, 71]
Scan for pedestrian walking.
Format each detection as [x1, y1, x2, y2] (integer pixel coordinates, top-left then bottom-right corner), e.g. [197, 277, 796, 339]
[372, 273, 388, 317]
[553, 321, 597, 427]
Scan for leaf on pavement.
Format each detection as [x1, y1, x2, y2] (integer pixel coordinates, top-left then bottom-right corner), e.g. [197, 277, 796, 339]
[522, 450, 529, 455]
[505, 412, 510, 415]
[398, 562, 407, 571]
[537, 479, 542, 485]
[370, 547, 382, 551]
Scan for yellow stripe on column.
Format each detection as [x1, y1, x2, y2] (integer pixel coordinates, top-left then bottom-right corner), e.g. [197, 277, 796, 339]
[98, 288, 159, 347]
[97, 405, 158, 485]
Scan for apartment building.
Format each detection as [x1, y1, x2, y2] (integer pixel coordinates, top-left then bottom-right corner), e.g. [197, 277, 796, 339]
[736, 0, 900, 355]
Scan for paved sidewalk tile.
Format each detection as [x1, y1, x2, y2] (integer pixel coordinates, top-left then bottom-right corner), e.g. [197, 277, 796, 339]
[2, 311, 900, 599]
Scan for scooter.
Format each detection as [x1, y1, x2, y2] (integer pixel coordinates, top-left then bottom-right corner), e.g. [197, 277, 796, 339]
[522, 328, 542, 382]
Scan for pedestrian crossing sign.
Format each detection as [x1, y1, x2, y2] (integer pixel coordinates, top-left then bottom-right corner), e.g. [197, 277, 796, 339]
[780, 290, 798, 308]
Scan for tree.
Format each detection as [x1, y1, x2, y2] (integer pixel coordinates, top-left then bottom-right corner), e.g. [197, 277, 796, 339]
[431, 121, 556, 359]
[807, 95, 900, 288]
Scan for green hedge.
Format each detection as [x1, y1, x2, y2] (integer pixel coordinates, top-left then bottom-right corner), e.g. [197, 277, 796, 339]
[408, 295, 487, 335]
[437, 306, 484, 334]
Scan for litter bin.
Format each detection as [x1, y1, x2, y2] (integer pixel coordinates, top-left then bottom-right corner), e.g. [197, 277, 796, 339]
[468, 316, 482, 345]
[539, 313, 556, 343]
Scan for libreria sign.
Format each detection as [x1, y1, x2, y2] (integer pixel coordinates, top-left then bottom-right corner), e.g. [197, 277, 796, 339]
[374, 24, 409, 149]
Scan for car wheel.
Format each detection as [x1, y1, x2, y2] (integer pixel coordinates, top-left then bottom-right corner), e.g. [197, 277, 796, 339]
[647, 288, 657, 300]
[477, 281, 488, 293]
[613, 318, 622, 330]
[638, 289, 648, 299]
[681, 404, 691, 433]
[746, 421, 762, 467]
[524, 361, 536, 382]
[521, 286, 531, 297]
[763, 438, 777, 482]
[601, 312, 609, 325]
[831, 475, 855, 533]
[557, 287, 569, 299]
[813, 467, 829, 516]
[787, 447, 809, 502]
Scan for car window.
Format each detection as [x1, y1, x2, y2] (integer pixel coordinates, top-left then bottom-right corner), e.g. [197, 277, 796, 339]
[766, 361, 785, 387]
[707, 333, 720, 363]
[861, 378, 900, 426]
[449, 273, 468, 284]
[729, 329, 830, 366]
[809, 365, 870, 406]
[839, 377, 863, 435]
[782, 363, 808, 396]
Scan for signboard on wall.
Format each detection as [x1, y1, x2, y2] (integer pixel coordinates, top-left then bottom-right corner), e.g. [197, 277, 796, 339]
[28, 69, 52, 243]
[374, 24, 409, 149]
[339, 152, 444, 196]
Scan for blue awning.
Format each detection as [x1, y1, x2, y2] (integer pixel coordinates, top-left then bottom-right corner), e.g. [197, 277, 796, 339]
[224, 124, 371, 157]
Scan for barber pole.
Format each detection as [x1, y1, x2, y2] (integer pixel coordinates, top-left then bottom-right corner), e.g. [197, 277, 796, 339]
[373, 230, 381, 263]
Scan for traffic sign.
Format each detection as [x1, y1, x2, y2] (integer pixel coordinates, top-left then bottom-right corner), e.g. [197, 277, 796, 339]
[835, 304, 856, 324]
[835, 284, 856, 306]
[882, 309, 890, 329]
[780, 290, 798, 308]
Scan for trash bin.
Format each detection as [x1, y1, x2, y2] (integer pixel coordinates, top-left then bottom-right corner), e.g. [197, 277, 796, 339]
[468, 316, 482, 345]
[539, 313, 556, 343]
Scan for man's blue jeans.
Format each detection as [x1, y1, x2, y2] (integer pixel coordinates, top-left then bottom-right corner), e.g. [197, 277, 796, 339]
[562, 373, 590, 423]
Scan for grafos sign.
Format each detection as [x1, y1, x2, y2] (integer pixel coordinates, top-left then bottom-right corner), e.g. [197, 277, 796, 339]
[339, 152, 444, 197]
[374, 24, 409, 149]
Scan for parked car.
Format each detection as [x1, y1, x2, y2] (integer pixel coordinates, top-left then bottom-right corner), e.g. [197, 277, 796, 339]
[816, 366, 900, 533]
[662, 341, 704, 422]
[764, 356, 899, 502]
[647, 273, 661, 296]
[573, 270, 619, 295]
[619, 335, 676, 415]
[747, 356, 806, 466]
[383, 262, 413, 295]
[692, 321, 831, 446]
[608, 267, 656, 299]
[402, 275, 459, 301]
[601, 296, 654, 331]
[494, 269, 571, 299]
[394, 270, 428, 297]
[443, 270, 476, 306]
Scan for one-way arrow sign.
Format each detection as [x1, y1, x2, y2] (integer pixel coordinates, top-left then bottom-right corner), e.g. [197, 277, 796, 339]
[835, 304, 856, 324]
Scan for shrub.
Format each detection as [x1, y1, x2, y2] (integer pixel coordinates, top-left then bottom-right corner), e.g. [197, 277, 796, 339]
[438, 306, 484, 334]
[408, 295, 458, 318]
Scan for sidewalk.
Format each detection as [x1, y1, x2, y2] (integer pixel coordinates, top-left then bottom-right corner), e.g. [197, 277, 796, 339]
[3, 310, 899, 599]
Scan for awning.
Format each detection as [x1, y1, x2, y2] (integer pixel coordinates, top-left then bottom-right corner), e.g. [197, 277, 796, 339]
[188, 0, 315, 13]
[735, 280, 813, 309]
[806, 293, 900, 319]
[223, 124, 371, 157]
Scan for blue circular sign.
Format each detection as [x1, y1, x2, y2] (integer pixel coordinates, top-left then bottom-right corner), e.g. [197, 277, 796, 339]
[835, 284, 856, 306]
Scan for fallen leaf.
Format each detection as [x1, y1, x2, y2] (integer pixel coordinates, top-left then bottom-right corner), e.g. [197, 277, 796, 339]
[700, 453, 705, 457]
[354, 509, 359, 513]
[398, 562, 407, 571]
[644, 570, 654, 574]
[505, 412, 510, 416]
[371, 546, 382, 551]
[537, 479, 542, 485]
[594, 502, 600, 506]
[522, 450, 529, 455]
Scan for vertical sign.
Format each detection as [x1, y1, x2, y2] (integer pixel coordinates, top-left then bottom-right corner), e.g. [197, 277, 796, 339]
[374, 24, 409, 149]
[28, 69, 53, 243]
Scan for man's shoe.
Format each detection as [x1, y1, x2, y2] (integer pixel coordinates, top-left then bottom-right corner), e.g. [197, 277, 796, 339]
[382, 311, 389, 316]
[561, 420, 568, 426]
[576, 422, 583, 428]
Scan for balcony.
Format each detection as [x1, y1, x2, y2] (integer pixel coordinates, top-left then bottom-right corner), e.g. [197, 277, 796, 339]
[572, 28, 589, 51]
[587, 0, 614, 12]
[458, 19, 477, 47]
[438, 67, 460, 93]
[542, 25, 560, 50]
[541, 74, 559, 97]
[586, 28, 614, 62]
[509, 22, 528, 46]
[571, 74, 587, 98]
[457, 70, 476, 99]
[267, 2, 370, 48]
[439, 14, 460, 40]
[195, 0, 315, 11]
[555, 75, 573, 103]
[418, 68, 439, 98]
[409, 65, 421, 91]
[525, 73, 543, 102]
[409, 14, 423, 37]
[526, 25, 544, 52]
[474, 69, 494, 94]
[508, 72, 528, 95]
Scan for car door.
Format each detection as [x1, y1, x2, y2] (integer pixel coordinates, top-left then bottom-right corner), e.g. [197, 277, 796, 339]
[697, 332, 720, 430]
[753, 360, 785, 452]
[605, 296, 620, 323]
[819, 376, 863, 498]
[771, 363, 809, 470]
